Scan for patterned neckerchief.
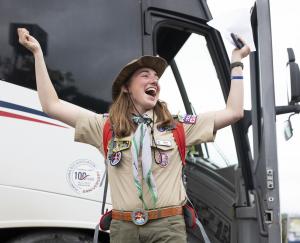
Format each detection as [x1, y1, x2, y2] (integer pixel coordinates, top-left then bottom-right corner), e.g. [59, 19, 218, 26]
[131, 112, 157, 209]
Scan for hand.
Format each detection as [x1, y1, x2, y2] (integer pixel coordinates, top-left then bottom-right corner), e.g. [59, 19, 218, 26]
[231, 36, 251, 62]
[17, 28, 41, 55]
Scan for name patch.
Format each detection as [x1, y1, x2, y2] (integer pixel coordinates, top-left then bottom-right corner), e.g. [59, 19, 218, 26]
[156, 140, 172, 147]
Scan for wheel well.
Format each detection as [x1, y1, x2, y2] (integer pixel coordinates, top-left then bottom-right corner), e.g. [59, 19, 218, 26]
[0, 227, 109, 243]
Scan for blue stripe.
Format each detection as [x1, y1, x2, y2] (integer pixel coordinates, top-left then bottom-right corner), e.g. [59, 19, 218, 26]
[231, 75, 244, 80]
[0, 100, 50, 118]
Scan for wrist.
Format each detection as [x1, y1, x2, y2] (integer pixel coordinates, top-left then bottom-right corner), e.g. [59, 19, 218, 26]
[231, 52, 242, 62]
[33, 48, 43, 58]
[231, 58, 242, 63]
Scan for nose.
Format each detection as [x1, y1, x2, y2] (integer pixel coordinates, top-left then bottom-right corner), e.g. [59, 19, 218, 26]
[149, 75, 159, 84]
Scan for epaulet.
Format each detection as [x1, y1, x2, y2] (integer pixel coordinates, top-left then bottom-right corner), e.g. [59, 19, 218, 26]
[173, 114, 197, 124]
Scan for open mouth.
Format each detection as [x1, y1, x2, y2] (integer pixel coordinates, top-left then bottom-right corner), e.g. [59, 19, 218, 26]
[145, 87, 157, 97]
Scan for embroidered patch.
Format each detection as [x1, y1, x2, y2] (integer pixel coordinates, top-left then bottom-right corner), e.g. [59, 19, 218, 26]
[155, 152, 169, 168]
[109, 151, 122, 166]
[157, 124, 175, 132]
[112, 140, 131, 153]
[178, 114, 197, 124]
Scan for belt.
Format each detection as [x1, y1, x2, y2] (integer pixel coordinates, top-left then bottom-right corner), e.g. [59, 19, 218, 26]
[112, 206, 183, 226]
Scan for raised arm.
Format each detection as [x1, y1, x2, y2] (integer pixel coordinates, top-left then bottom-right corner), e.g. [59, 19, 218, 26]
[213, 38, 251, 132]
[17, 28, 94, 127]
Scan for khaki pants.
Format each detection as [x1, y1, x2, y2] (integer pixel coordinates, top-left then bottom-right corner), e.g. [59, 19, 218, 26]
[109, 215, 187, 243]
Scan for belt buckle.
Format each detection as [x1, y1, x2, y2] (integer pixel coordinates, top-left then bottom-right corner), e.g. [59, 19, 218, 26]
[131, 208, 148, 226]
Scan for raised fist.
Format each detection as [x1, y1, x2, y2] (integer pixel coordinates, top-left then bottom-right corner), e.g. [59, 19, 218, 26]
[17, 28, 41, 55]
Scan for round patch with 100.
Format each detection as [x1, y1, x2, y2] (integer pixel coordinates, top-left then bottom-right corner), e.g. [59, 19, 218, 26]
[67, 159, 101, 194]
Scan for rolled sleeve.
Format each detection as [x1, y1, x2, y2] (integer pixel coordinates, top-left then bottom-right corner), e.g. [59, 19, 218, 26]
[74, 112, 106, 153]
[184, 112, 216, 146]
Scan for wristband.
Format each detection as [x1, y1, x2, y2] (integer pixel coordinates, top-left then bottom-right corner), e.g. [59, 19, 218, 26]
[231, 75, 243, 80]
[230, 61, 244, 70]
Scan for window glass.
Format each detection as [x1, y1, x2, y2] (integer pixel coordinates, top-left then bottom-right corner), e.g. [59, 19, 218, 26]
[174, 33, 238, 168]
[159, 67, 185, 114]
[247, 125, 254, 159]
[0, 0, 141, 113]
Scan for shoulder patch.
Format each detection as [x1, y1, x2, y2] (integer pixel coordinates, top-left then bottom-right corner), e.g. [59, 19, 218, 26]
[178, 114, 197, 124]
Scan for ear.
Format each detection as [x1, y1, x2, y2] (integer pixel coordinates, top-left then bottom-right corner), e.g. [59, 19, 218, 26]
[121, 85, 130, 93]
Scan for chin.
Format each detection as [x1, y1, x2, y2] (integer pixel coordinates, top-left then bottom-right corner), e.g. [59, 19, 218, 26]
[139, 95, 158, 111]
[144, 101, 157, 110]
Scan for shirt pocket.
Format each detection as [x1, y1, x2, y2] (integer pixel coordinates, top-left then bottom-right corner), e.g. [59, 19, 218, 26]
[151, 137, 176, 168]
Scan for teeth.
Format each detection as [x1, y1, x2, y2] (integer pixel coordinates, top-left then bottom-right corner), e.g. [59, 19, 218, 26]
[146, 87, 156, 93]
[145, 87, 156, 96]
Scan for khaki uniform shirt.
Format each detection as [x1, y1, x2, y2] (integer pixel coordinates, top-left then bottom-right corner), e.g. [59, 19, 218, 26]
[75, 110, 216, 211]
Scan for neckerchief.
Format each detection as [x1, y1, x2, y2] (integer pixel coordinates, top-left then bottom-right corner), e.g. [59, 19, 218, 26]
[131, 113, 157, 209]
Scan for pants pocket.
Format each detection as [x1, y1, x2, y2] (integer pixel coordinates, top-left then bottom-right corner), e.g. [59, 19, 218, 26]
[167, 215, 186, 234]
[109, 219, 120, 242]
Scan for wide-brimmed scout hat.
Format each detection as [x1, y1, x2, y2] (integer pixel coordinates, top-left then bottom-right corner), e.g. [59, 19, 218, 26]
[112, 55, 168, 101]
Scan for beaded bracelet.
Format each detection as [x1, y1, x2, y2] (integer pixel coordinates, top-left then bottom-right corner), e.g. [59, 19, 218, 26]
[231, 75, 243, 80]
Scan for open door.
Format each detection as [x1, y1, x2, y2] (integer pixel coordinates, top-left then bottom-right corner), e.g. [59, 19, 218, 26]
[141, 0, 281, 242]
[248, 0, 281, 242]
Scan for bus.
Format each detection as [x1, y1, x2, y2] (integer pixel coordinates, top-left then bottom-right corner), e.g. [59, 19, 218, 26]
[1, 0, 299, 242]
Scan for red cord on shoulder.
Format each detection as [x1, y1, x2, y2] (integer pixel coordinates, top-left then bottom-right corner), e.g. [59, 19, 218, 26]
[103, 119, 112, 158]
[172, 122, 186, 166]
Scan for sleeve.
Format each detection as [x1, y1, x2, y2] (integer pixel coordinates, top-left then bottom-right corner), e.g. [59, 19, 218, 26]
[184, 112, 216, 146]
[74, 111, 107, 153]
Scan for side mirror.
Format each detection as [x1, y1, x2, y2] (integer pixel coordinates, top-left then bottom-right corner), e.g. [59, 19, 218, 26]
[287, 48, 300, 104]
[284, 114, 294, 141]
[282, 48, 300, 141]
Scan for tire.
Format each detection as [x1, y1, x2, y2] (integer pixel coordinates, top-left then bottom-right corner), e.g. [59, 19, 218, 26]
[7, 229, 96, 243]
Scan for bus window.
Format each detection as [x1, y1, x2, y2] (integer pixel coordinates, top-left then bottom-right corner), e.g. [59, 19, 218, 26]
[0, 0, 142, 113]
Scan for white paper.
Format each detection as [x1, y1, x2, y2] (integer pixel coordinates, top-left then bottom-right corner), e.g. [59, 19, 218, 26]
[208, 7, 256, 52]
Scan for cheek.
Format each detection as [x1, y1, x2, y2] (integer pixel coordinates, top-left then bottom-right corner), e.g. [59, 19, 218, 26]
[130, 86, 145, 101]
[157, 84, 161, 95]
[128, 78, 145, 93]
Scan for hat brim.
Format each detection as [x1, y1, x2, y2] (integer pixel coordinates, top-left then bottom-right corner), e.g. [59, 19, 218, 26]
[112, 56, 168, 101]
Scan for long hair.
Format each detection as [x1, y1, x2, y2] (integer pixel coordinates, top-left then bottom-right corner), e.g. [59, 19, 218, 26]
[109, 90, 174, 138]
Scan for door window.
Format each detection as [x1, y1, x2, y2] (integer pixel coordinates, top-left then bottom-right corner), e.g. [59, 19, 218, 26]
[160, 33, 238, 168]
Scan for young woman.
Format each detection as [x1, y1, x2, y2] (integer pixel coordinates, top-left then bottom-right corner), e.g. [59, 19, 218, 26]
[18, 28, 250, 243]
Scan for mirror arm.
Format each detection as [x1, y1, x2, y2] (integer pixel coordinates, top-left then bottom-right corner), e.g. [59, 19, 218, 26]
[275, 104, 300, 115]
[241, 106, 300, 132]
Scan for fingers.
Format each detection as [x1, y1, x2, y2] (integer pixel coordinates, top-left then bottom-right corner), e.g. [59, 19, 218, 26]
[234, 35, 251, 58]
[17, 28, 29, 38]
[17, 28, 30, 44]
[236, 35, 246, 45]
[242, 45, 251, 56]
[17, 27, 28, 35]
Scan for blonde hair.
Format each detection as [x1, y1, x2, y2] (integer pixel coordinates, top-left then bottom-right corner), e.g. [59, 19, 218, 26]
[109, 89, 174, 138]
